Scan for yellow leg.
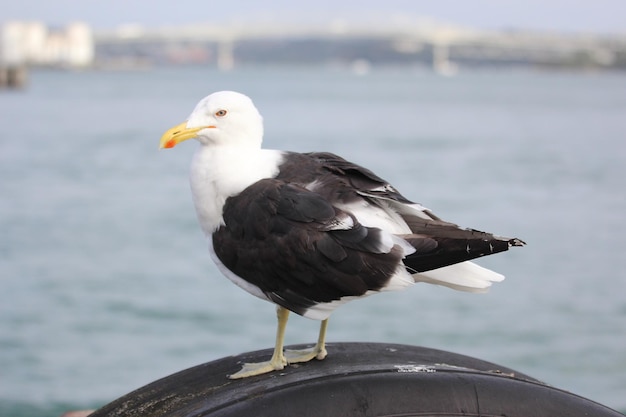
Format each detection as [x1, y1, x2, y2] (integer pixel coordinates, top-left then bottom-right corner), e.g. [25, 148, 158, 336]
[284, 318, 329, 363]
[229, 306, 290, 379]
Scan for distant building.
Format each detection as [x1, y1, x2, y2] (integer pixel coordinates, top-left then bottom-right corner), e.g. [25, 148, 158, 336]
[0, 21, 94, 68]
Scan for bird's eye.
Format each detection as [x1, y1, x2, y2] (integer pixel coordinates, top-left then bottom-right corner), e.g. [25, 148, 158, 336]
[215, 110, 228, 117]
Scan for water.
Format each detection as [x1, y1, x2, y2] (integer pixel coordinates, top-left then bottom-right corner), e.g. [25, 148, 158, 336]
[1, 66, 625, 416]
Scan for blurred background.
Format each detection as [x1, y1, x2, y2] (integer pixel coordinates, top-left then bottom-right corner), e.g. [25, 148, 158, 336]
[1, 1, 625, 416]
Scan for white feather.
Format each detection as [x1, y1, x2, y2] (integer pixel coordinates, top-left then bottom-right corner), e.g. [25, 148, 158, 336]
[413, 261, 505, 293]
[338, 200, 412, 234]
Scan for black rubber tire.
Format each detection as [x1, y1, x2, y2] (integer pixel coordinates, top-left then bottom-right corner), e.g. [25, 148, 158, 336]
[90, 342, 623, 417]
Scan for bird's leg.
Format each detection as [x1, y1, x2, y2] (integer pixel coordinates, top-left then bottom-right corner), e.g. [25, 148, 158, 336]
[284, 318, 329, 363]
[229, 306, 290, 379]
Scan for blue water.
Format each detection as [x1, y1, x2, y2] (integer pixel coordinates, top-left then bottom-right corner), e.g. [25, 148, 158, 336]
[1, 66, 625, 416]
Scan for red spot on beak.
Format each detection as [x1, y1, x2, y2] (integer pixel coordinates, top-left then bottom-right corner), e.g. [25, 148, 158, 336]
[164, 139, 176, 148]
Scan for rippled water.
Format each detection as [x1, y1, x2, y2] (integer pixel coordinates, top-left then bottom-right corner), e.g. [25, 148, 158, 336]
[1, 67, 625, 415]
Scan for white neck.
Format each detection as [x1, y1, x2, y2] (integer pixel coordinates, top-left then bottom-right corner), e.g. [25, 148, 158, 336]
[189, 145, 284, 235]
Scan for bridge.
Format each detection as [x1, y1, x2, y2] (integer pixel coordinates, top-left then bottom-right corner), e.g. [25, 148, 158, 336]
[92, 20, 626, 71]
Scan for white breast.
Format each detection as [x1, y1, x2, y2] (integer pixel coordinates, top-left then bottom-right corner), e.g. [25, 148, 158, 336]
[190, 146, 284, 235]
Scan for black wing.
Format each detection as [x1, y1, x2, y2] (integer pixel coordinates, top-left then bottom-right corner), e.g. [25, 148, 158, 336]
[211, 178, 406, 316]
[276, 151, 525, 275]
[275, 151, 417, 206]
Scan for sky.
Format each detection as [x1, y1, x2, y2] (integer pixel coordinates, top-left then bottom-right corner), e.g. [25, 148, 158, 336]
[2, 0, 625, 34]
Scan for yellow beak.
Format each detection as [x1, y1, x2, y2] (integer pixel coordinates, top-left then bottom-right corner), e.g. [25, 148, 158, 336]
[159, 121, 206, 149]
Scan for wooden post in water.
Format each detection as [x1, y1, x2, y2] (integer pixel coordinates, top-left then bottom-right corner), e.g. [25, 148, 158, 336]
[0, 65, 28, 89]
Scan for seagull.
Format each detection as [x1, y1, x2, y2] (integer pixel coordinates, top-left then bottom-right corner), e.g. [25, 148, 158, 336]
[159, 91, 524, 379]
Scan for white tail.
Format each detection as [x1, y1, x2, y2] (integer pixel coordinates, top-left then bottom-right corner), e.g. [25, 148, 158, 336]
[413, 261, 505, 293]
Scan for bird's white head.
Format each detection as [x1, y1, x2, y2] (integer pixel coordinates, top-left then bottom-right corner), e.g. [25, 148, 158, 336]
[159, 91, 264, 150]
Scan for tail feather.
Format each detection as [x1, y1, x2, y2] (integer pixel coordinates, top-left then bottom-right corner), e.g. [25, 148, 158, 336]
[400, 211, 524, 290]
[413, 261, 505, 293]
